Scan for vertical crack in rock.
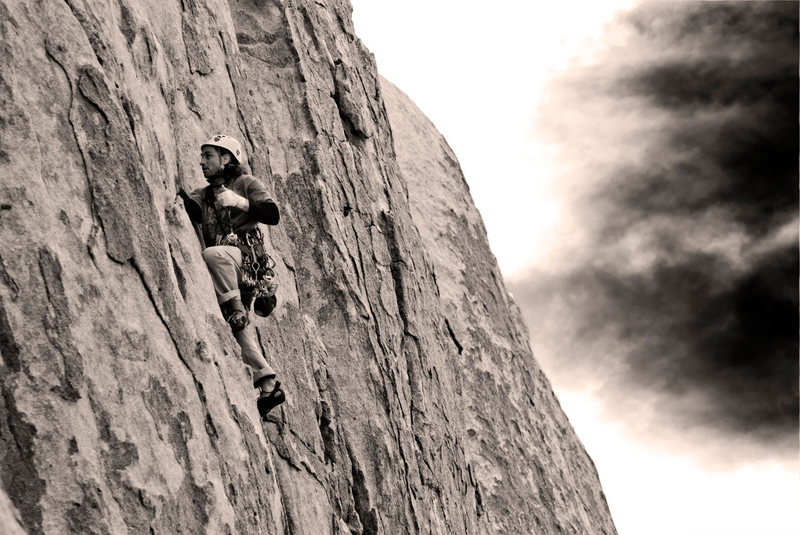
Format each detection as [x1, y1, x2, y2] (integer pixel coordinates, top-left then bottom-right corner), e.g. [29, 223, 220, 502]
[130, 260, 186, 366]
[225, 406, 276, 534]
[222, 50, 258, 152]
[168, 244, 188, 300]
[182, 345, 278, 535]
[377, 210, 409, 328]
[377, 208, 426, 428]
[472, 470, 485, 518]
[313, 366, 338, 465]
[219, 21, 273, 164]
[444, 319, 463, 355]
[331, 61, 372, 144]
[392, 426, 422, 533]
[346, 443, 377, 535]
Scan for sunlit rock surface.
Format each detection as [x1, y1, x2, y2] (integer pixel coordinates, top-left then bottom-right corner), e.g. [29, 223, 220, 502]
[0, 0, 616, 533]
[382, 77, 616, 534]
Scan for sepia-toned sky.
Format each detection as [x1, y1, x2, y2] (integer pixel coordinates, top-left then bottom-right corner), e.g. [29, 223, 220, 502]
[351, 1, 799, 534]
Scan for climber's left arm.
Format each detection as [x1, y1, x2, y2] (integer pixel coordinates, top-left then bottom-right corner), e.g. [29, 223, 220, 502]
[242, 176, 280, 225]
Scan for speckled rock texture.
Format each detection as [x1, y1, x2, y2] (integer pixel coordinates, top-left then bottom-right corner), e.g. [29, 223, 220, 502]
[0, 0, 616, 533]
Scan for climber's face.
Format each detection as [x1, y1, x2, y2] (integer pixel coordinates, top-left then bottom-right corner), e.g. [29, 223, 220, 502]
[200, 146, 231, 179]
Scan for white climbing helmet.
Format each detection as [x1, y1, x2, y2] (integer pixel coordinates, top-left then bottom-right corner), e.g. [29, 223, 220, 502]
[201, 134, 244, 164]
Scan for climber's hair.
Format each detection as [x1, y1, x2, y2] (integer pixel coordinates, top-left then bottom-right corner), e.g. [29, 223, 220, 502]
[211, 146, 245, 179]
[220, 159, 244, 180]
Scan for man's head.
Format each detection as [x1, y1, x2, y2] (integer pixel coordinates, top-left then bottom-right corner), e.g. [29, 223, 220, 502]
[200, 134, 244, 181]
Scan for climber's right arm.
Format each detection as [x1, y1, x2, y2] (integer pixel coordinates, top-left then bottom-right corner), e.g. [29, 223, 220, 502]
[178, 188, 203, 224]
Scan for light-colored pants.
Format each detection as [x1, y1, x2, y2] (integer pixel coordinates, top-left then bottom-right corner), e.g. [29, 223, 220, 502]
[202, 245, 276, 384]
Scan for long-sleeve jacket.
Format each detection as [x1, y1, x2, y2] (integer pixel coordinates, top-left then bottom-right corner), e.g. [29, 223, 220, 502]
[180, 174, 279, 247]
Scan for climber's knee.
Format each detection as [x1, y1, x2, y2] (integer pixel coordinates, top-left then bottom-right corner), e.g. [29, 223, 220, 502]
[202, 246, 233, 268]
[221, 296, 249, 332]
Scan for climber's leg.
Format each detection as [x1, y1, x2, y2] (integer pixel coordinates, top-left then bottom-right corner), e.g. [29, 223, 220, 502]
[203, 245, 249, 331]
[203, 244, 284, 417]
[234, 325, 276, 385]
[201, 245, 242, 303]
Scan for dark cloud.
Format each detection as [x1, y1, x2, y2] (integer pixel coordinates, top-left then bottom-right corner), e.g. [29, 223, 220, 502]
[515, 1, 798, 464]
[616, 3, 798, 233]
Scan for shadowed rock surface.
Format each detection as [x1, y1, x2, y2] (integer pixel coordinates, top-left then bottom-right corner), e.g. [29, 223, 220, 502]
[0, 0, 616, 533]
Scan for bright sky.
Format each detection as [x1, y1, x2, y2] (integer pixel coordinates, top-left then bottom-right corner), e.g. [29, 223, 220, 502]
[350, 2, 800, 534]
[352, 0, 634, 275]
[559, 389, 800, 535]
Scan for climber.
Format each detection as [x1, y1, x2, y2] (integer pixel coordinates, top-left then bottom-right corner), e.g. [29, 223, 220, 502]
[178, 134, 285, 419]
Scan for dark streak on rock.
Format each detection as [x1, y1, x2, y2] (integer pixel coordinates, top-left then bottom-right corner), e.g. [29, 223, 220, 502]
[120, 94, 139, 143]
[38, 247, 84, 401]
[168, 244, 188, 300]
[319, 404, 337, 464]
[226, 404, 277, 533]
[43, 37, 103, 246]
[0, 298, 21, 372]
[66, 481, 112, 535]
[0, 389, 45, 534]
[444, 319, 463, 355]
[63, 0, 113, 67]
[378, 210, 409, 328]
[0, 254, 19, 300]
[300, 6, 321, 52]
[118, 0, 137, 45]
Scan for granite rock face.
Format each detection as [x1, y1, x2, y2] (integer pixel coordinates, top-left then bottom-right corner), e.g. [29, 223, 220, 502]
[381, 78, 617, 534]
[0, 0, 616, 533]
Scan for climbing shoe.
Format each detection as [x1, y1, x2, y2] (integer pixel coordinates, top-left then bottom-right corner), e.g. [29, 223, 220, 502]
[257, 381, 286, 419]
[220, 297, 249, 333]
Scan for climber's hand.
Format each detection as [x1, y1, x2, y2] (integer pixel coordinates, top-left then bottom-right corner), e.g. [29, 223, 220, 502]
[216, 188, 249, 211]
